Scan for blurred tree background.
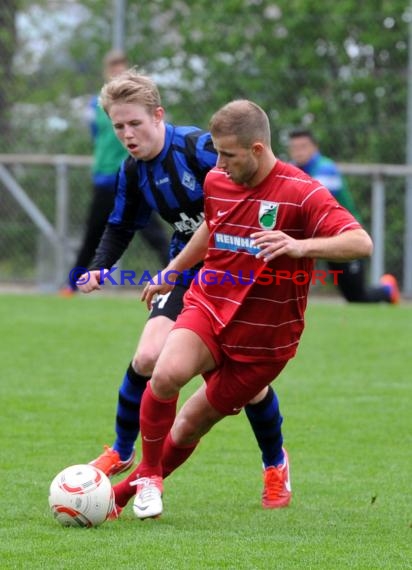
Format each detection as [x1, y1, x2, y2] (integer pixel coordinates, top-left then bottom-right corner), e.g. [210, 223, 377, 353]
[0, 0, 409, 284]
[3, 0, 408, 160]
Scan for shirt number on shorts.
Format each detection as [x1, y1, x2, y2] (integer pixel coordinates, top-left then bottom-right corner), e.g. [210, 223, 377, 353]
[155, 291, 171, 309]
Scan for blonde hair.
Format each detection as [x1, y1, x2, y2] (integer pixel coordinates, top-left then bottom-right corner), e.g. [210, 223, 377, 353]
[99, 68, 161, 114]
[209, 99, 271, 147]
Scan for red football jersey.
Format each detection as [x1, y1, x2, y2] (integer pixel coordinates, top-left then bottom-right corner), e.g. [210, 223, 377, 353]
[183, 159, 362, 362]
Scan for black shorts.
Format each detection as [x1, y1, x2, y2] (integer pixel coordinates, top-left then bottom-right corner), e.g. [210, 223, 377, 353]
[148, 283, 188, 321]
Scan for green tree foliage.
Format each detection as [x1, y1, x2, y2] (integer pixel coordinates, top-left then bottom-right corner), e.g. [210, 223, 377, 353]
[0, 0, 18, 152]
[123, 0, 409, 163]
[7, 0, 409, 163]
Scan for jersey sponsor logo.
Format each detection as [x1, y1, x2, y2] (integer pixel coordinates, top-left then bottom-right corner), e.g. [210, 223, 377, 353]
[155, 176, 170, 186]
[174, 212, 205, 234]
[214, 232, 260, 255]
[258, 201, 279, 229]
[217, 209, 229, 216]
[182, 170, 196, 191]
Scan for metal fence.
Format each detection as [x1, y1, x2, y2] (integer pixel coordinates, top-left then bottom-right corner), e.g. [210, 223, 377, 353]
[0, 153, 410, 296]
[0, 153, 171, 291]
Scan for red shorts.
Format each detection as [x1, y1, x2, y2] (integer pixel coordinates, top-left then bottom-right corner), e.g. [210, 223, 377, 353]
[173, 306, 288, 416]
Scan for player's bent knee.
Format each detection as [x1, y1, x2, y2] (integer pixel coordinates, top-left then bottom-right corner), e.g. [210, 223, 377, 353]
[150, 365, 190, 399]
[150, 376, 182, 399]
[172, 389, 223, 444]
[171, 414, 200, 445]
[172, 409, 218, 444]
[132, 348, 159, 376]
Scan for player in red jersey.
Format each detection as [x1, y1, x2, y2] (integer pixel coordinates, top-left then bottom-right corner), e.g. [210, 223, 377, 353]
[111, 100, 373, 519]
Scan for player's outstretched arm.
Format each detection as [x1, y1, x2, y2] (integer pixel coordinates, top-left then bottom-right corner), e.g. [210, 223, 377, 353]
[141, 221, 210, 309]
[251, 228, 373, 263]
[299, 228, 373, 261]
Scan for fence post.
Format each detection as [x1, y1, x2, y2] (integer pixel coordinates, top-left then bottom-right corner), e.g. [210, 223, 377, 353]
[404, 2, 412, 297]
[404, 177, 412, 296]
[370, 174, 385, 285]
[55, 158, 69, 289]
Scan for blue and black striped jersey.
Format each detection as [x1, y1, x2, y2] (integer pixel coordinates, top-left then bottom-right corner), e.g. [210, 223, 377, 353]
[91, 123, 217, 270]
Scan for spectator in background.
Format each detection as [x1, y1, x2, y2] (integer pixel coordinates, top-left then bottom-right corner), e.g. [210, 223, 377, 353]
[60, 50, 169, 296]
[288, 129, 399, 304]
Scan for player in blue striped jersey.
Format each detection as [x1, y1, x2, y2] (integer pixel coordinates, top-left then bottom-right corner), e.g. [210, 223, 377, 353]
[78, 69, 290, 509]
[59, 51, 169, 296]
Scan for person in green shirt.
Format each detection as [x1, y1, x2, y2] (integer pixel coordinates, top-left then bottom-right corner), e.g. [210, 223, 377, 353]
[288, 129, 399, 303]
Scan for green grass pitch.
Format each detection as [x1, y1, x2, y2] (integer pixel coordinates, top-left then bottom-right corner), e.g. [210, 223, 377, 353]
[0, 293, 411, 569]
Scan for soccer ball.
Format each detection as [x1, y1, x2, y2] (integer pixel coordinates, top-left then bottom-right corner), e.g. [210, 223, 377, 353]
[48, 464, 114, 527]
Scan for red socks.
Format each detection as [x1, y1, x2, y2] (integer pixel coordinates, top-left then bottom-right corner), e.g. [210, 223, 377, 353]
[112, 433, 200, 508]
[112, 466, 141, 508]
[162, 432, 199, 478]
[136, 382, 178, 476]
[112, 383, 200, 508]
[112, 383, 177, 508]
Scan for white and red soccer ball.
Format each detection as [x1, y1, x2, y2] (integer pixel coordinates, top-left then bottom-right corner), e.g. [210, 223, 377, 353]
[48, 464, 114, 527]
